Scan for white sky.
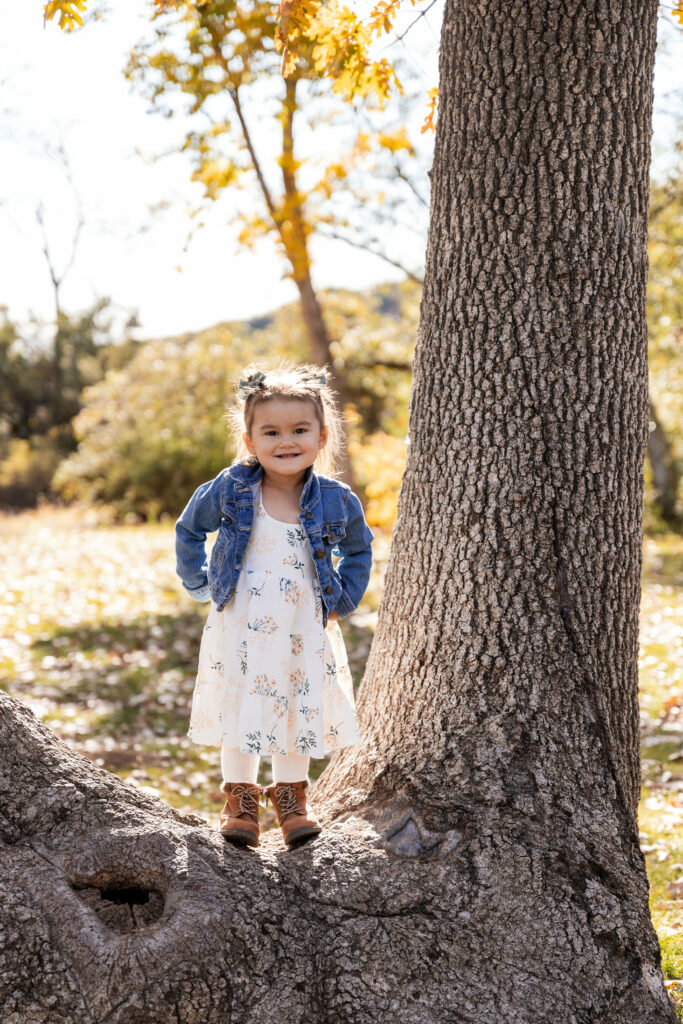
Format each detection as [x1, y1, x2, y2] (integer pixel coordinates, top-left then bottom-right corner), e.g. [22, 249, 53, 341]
[0, 3, 680, 344]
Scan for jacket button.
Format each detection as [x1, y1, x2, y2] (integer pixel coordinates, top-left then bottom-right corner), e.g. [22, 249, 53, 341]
[316, 550, 324, 559]
[325, 586, 332, 594]
[305, 512, 313, 520]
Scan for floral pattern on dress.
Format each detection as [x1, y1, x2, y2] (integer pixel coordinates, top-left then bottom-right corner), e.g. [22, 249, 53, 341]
[249, 533, 277, 556]
[286, 526, 307, 548]
[209, 654, 224, 676]
[247, 614, 279, 652]
[310, 579, 324, 625]
[296, 729, 318, 754]
[283, 552, 306, 577]
[250, 674, 277, 696]
[273, 695, 288, 718]
[245, 729, 262, 753]
[280, 577, 302, 606]
[187, 481, 361, 757]
[290, 668, 309, 696]
[248, 614, 279, 634]
[324, 722, 342, 748]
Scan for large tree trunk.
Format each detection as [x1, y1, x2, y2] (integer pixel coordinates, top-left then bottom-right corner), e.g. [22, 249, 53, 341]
[1, 2, 675, 1022]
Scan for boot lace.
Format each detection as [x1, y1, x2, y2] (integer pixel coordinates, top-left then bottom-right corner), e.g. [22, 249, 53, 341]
[272, 784, 302, 818]
[231, 784, 261, 817]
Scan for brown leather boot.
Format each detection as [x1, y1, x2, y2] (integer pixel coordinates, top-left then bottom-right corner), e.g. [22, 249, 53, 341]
[265, 780, 322, 847]
[219, 782, 263, 847]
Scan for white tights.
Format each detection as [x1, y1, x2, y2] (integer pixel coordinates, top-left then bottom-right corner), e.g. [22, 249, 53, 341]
[221, 743, 310, 785]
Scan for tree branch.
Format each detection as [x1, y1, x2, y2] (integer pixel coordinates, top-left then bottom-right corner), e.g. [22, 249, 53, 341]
[317, 226, 424, 284]
[229, 87, 281, 228]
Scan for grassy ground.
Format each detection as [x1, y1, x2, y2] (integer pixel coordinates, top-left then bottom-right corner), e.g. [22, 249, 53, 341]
[1, 506, 682, 1008]
[639, 531, 683, 1013]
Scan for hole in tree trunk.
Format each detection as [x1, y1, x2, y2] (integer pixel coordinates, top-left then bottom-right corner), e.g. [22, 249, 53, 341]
[71, 880, 165, 933]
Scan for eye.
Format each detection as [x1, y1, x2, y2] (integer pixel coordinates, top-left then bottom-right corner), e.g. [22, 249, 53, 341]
[264, 430, 278, 436]
[294, 427, 308, 434]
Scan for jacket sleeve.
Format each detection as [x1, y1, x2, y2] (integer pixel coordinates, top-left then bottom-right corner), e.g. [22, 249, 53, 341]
[333, 489, 374, 618]
[175, 472, 224, 602]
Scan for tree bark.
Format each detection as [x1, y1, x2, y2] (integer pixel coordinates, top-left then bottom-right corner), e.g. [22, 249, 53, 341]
[1, 2, 675, 1022]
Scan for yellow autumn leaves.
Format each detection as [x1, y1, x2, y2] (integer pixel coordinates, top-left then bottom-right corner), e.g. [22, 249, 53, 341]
[42, 0, 435, 126]
[273, 0, 401, 109]
[43, 0, 683, 143]
[43, 0, 87, 31]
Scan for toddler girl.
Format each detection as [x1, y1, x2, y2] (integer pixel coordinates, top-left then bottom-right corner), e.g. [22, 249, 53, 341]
[175, 361, 374, 848]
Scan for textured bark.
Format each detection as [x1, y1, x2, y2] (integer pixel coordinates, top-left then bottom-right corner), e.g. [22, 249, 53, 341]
[0, 2, 674, 1022]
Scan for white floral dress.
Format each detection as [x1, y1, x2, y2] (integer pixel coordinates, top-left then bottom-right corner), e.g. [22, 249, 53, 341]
[187, 484, 361, 757]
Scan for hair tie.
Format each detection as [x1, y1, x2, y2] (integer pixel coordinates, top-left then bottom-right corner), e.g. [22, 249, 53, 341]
[300, 371, 327, 389]
[237, 369, 267, 398]
[237, 368, 327, 399]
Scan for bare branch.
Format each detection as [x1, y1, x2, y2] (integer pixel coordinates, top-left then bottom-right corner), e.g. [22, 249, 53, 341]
[317, 225, 424, 284]
[230, 87, 281, 227]
[376, 0, 441, 55]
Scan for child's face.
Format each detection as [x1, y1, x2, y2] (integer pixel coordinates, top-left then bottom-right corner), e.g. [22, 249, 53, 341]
[243, 397, 328, 480]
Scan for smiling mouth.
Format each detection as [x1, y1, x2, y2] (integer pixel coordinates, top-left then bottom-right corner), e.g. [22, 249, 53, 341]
[276, 453, 300, 459]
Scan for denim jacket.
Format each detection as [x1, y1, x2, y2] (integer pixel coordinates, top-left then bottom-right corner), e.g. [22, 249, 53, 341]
[175, 461, 374, 628]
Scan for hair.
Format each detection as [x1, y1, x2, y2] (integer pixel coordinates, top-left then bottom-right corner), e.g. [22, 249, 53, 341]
[226, 359, 344, 477]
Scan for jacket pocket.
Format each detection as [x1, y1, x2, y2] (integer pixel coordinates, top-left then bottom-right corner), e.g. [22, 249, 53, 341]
[323, 521, 347, 545]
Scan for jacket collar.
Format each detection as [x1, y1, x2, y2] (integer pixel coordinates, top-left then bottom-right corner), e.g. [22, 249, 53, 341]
[227, 461, 320, 512]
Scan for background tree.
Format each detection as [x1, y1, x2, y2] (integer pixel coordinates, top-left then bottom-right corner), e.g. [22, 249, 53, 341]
[0, 299, 137, 507]
[53, 281, 418, 522]
[646, 137, 683, 526]
[0, 132, 141, 508]
[1, 2, 677, 1022]
[37, 0, 683, 531]
[123, 0, 429, 485]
